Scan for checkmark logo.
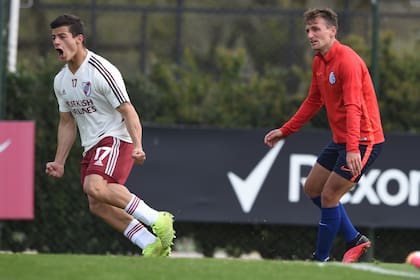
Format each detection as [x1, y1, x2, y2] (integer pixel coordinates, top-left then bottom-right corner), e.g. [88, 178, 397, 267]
[340, 165, 352, 172]
[227, 140, 285, 213]
[0, 139, 11, 153]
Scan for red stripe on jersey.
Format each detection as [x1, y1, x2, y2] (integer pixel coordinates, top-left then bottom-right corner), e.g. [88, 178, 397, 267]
[88, 56, 127, 104]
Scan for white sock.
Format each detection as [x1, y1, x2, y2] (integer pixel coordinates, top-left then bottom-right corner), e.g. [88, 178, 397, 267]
[124, 219, 156, 249]
[124, 194, 159, 226]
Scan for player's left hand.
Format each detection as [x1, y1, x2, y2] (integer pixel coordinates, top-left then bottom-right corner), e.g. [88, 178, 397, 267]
[132, 147, 146, 165]
[346, 152, 362, 177]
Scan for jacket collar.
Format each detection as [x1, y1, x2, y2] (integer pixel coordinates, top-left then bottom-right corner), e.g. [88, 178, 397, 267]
[315, 40, 339, 63]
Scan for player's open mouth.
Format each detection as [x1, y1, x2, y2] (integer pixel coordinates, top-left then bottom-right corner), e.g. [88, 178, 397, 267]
[56, 48, 64, 58]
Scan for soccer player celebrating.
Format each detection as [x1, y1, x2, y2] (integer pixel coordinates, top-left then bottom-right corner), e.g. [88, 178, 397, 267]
[46, 14, 175, 257]
[264, 8, 384, 262]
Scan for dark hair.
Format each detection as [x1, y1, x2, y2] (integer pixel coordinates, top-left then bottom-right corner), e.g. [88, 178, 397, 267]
[50, 14, 85, 37]
[304, 8, 338, 29]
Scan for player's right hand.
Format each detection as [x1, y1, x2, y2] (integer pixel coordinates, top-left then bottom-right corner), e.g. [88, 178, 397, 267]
[45, 161, 65, 178]
[264, 128, 284, 148]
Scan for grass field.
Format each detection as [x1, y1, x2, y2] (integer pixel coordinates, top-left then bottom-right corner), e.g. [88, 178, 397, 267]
[1, 253, 420, 280]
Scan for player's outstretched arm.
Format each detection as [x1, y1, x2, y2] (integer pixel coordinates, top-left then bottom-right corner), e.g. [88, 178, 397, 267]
[46, 112, 77, 178]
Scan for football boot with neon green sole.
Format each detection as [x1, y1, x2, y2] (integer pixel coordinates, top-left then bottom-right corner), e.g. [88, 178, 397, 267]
[152, 212, 176, 253]
[142, 237, 166, 257]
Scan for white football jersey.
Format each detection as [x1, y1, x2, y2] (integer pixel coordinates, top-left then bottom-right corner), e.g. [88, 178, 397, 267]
[53, 50, 132, 152]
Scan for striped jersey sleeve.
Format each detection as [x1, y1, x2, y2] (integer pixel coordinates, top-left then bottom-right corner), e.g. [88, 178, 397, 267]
[88, 54, 130, 108]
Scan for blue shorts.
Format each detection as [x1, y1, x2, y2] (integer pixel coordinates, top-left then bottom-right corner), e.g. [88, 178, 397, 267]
[316, 141, 383, 183]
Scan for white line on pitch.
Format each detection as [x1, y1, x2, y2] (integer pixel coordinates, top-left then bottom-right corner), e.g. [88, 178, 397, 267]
[329, 262, 420, 279]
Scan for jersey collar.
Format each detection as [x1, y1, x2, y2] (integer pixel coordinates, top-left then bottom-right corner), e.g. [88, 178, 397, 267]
[316, 40, 340, 63]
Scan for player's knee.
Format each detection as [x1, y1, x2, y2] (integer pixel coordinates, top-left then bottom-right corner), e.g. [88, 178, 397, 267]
[303, 184, 311, 196]
[320, 191, 340, 207]
[88, 199, 104, 216]
[83, 179, 103, 199]
[303, 184, 318, 198]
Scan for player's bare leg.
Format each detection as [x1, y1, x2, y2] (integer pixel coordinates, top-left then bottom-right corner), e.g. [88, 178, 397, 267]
[321, 173, 353, 207]
[87, 196, 165, 256]
[83, 174, 175, 255]
[304, 164, 369, 262]
[83, 174, 132, 209]
[87, 196, 132, 232]
[322, 174, 371, 262]
[304, 163, 330, 198]
[325, 174, 370, 261]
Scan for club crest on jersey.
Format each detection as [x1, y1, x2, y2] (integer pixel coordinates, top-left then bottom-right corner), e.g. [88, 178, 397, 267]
[82, 81, 92, 96]
[329, 72, 336, 85]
